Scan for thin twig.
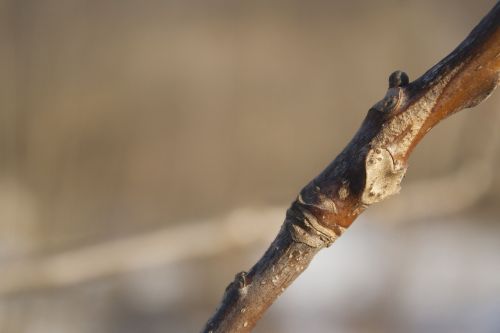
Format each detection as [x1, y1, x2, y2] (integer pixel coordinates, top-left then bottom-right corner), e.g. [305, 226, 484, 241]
[202, 3, 500, 332]
[0, 208, 282, 296]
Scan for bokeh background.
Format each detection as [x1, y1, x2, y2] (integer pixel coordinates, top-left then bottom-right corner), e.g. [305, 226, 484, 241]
[1, 0, 500, 332]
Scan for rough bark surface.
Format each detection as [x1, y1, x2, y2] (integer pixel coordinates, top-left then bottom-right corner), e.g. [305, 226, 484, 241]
[202, 3, 500, 332]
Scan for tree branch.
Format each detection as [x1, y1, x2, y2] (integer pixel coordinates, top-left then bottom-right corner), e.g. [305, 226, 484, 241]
[202, 3, 500, 332]
[0, 208, 282, 296]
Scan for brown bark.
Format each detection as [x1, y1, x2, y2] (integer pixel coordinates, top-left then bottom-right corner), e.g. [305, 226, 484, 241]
[202, 3, 500, 332]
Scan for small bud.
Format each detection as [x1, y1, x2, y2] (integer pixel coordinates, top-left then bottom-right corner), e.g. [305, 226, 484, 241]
[388, 70, 409, 88]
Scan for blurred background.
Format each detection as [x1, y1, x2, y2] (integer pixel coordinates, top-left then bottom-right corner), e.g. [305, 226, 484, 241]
[1, 0, 500, 332]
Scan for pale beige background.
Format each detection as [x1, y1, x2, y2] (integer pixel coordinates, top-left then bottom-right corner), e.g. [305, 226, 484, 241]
[1, 1, 499, 332]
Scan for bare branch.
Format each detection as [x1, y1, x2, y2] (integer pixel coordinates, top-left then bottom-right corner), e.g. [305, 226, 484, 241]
[372, 105, 500, 224]
[202, 3, 500, 332]
[0, 208, 281, 296]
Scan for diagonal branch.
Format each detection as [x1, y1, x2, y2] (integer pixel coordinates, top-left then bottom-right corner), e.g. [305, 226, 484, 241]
[202, 3, 500, 332]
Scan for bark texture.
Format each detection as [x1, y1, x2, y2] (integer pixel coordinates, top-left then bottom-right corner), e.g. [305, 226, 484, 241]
[202, 3, 500, 332]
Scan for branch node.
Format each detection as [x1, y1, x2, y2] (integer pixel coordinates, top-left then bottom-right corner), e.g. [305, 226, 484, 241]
[286, 202, 345, 248]
[235, 271, 250, 289]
